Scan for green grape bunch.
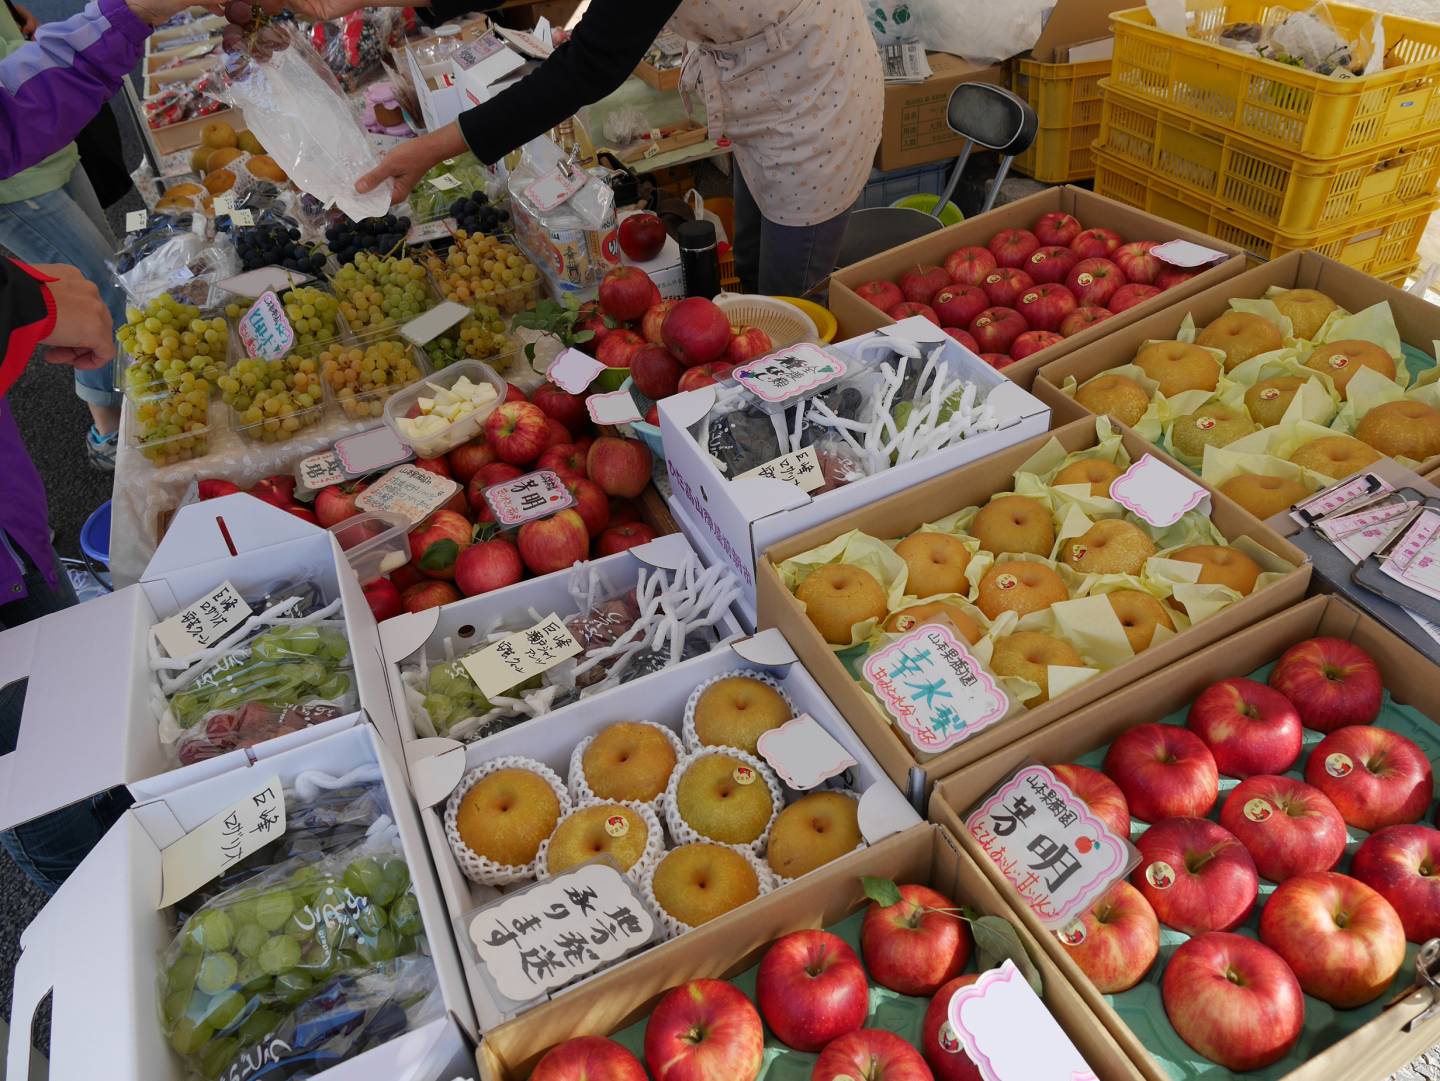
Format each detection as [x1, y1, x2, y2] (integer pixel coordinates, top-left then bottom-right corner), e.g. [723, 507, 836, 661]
[424, 302, 510, 369]
[330, 252, 432, 330]
[219, 354, 325, 443]
[171, 624, 352, 727]
[134, 385, 211, 465]
[318, 339, 423, 419]
[119, 294, 228, 398]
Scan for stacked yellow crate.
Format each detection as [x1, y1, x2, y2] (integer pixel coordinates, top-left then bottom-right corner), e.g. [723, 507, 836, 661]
[1092, 0, 1440, 280]
[1011, 57, 1112, 182]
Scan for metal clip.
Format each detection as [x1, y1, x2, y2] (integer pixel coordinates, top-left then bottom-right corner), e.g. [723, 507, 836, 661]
[1401, 939, 1440, 1031]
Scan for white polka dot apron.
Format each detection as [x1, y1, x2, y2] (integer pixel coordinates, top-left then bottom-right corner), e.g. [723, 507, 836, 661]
[673, 0, 884, 227]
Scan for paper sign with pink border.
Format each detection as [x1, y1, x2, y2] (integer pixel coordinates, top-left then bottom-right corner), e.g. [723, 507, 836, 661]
[1108, 453, 1209, 528]
[734, 342, 846, 404]
[484, 469, 575, 528]
[587, 389, 644, 425]
[948, 961, 1099, 1081]
[547, 347, 607, 394]
[756, 714, 857, 790]
[862, 624, 1008, 753]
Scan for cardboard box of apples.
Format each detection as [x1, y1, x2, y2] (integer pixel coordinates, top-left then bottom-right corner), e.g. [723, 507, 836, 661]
[756, 417, 1311, 805]
[473, 823, 1140, 1081]
[1034, 251, 1440, 520]
[931, 593, 1440, 1081]
[827, 186, 1247, 387]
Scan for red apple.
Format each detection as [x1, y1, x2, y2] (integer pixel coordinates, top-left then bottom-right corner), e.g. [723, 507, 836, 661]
[642, 299, 681, 344]
[724, 325, 774, 366]
[609, 497, 643, 525]
[1114, 241, 1162, 284]
[541, 417, 573, 452]
[517, 509, 589, 576]
[1352, 824, 1440, 942]
[943, 246, 997, 287]
[1157, 267, 1198, 290]
[1261, 871, 1406, 1008]
[1048, 762, 1130, 838]
[467, 462, 525, 516]
[856, 280, 905, 313]
[441, 489, 469, 518]
[533, 1035, 646, 1081]
[678, 362, 730, 393]
[198, 478, 242, 500]
[980, 353, 1014, 369]
[1010, 330, 1064, 361]
[812, 1029, 933, 1081]
[898, 264, 952, 305]
[1059, 306, 1114, 337]
[1034, 212, 1084, 248]
[980, 267, 1035, 308]
[537, 443, 588, 482]
[598, 265, 659, 322]
[1109, 283, 1161, 313]
[920, 975, 982, 1081]
[446, 439, 497, 484]
[969, 307, 1028, 355]
[596, 521, 658, 556]
[531, 382, 590, 435]
[755, 930, 868, 1052]
[618, 212, 666, 262]
[575, 305, 615, 357]
[1161, 932, 1303, 1071]
[390, 562, 422, 592]
[643, 979, 763, 1081]
[505, 383, 527, 403]
[860, 883, 971, 996]
[1186, 677, 1304, 777]
[932, 285, 989, 329]
[565, 477, 610, 537]
[646, 404, 660, 425]
[454, 537, 525, 596]
[1305, 725, 1433, 832]
[1219, 774, 1347, 882]
[597, 328, 646, 369]
[1267, 636, 1382, 732]
[1132, 816, 1258, 934]
[485, 401, 550, 465]
[1024, 245, 1080, 285]
[360, 577, 403, 621]
[587, 436, 653, 498]
[888, 301, 940, 325]
[401, 579, 460, 613]
[1015, 283, 1078, 333]
[249, 474, 297, 508]
[315, 480, 368, 528]
[1070, 227, 1124, 259]
[1064, 258, 1126, 308]
[943, 328, 979, 352]
[411, 456, 451, 478]
[1103, 723, 1219, 821]
[1057, 879, 1159, 993]
[989, 228, 1040, 268]
[408, 509, 473, 580]
[629, 344, 685, 401]
[663, 297, 732, 366]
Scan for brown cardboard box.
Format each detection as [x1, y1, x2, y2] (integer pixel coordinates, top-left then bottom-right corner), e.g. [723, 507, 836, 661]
[474, 823, 1137, 1080]
[930, 594, 1440, 1081]
[876, 52, 1005, 172]
[1027, 0, 1129, 62]
[1031, 250, 1440, 475]
[755, 417, 1312, 805]
[828, 186, 1246, 388]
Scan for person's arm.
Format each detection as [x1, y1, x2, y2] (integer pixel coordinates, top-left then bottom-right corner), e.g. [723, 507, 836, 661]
[0, 260, 53, 399]
[0, 260, 115, 398]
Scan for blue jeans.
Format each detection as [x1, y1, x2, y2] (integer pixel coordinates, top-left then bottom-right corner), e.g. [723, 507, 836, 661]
[0, 545, 131, 894]
[733, 165, 854, 300]
[0, 168, 123, 409]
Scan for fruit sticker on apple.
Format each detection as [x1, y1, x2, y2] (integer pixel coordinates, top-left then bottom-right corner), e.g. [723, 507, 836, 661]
[965, 764, 1139, 929]
[862, 623, 1009, 752]
[733, 342, 847, 404]
[947, 961, 1099, 1081]
[482, 468, 576, 528]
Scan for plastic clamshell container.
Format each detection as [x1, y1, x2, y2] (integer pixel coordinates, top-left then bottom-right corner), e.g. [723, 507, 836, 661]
[423, 236, 547, 317]
[119, 306, 235, 402]
[382, 357, 507, 458]
[126, 393, 211, 467]
[329, 511, 411, 583]
[315, 327, 431, 422]
[228, 391, 327, 444]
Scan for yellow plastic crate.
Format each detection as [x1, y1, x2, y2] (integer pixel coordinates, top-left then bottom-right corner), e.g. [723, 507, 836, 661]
[1096, 81, 1440, 234]
[1093, 146, 1437, 279]
[1110, 0, 1440, 158]
[1012, 57, 1110, 182]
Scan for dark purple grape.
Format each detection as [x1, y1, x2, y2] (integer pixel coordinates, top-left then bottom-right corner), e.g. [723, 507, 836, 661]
[224, 0, 251, 24]
[221, 24, 243, 49]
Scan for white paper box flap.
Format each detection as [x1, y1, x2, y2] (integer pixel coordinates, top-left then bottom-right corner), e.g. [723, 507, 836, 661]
[630, 531, 702, 571]
[857, 781, 924, 843]
[730, 627, 798, 667]
[380, 606, 442, 666]
[664, 384, 719, 429]
[407, 738, 468, 807]
[144, 493, 321, 579]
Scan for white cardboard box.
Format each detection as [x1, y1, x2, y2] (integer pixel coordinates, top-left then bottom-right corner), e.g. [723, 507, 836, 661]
[401, 626, 923, 1031]
[658, 317, 1052, 625]
[618, 210, 683, 298]
[5, 719, 476, 1081]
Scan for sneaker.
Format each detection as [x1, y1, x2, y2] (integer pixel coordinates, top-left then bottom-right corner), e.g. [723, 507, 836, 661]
[86, 425, 117, 471]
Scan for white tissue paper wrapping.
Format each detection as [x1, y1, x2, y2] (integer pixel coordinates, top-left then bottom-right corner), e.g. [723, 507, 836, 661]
[888, 0, 1050, 63]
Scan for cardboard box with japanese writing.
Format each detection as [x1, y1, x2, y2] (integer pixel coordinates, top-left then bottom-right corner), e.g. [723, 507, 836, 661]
[876, 52, 1005, 171]
[658, 318, 1051, 628]
[828, 186, 1247, 387]
[930, 595, 1440, 1081]
[754, 417, 1310, 806]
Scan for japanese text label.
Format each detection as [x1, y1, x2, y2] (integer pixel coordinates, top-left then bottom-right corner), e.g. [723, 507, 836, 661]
[483, 469, 575, 528]
[159, 776, 286, 907]
[296, 450, 346, 493]
[862, 624, 1009, 752]
[237, 290, 296, 360]
[355, 463, 461, 526]
[461, 613, 582, 698]
[153, 581, 253, 659]
[736, 446, 825, 493]
[733, 342, 846, 404]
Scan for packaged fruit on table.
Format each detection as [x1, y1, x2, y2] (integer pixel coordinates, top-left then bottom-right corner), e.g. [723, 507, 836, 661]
[118, 294, 230, 399]
[408, 153, 499, 222]
[384, 358, 505, 459]
[330, 250, 436, 330]
[324, 212, 413, 266]
[318, 334, 427, 419]
[424, 231, 542, 316]
[220, 354, 326, 443]
[129, 387, 213, 466]
[422, 301, 512, 370]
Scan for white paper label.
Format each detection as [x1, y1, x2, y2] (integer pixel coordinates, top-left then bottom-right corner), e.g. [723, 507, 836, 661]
[230, 208, 254, 227]
[212, 192, 236, 214]
[153, 581, 253, 659]
[218, 266, 313, 297]
[756, 714, 856, 789]
[460, 612, 582, 698]
[483, 469, 575, 528]
[427, 172, 462, 190]
[735, 446, 825, 493]
[526, 166, 588, 213]
[354, 463, 460, 526]
[734, 343, 846, 404]
[158, 775, 286, 907]
[1108, 454, 1209, 527]
[466, 863, 654, 1001]
[862, 624, 1009, 751]
[586, 389, 644, 426]
[125, 209, 148, 233]
[1150, 240, 1227, 268]
[965, 764, 1137, 929]
[334, 426, 413, 477]
[237, 289, 295, 360]
[453, 31, 506, 70]
[948, 961, 1099, 1081]
[547, 347, 607, 394]
[400, 300, 471, 346]
[406, 218, 455, 245]
[296, 450, 345, 492]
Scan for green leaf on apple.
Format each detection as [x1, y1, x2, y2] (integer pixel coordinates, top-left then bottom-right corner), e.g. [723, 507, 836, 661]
[418, 539, 460, 571]
[574, 329, 594, 344]
[972, 915, 1043, 996]
[860, 876, 903, 908]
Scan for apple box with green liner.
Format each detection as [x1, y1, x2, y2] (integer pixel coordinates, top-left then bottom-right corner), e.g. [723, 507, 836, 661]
[474, 823, 1141, 1080]
[755, 416, 1311, 808]
[1033, 250, 1440, 491]
[827, 185, 1247, 388]
[930, 594, 1440, 1081]
[395, 624, 926, 1032]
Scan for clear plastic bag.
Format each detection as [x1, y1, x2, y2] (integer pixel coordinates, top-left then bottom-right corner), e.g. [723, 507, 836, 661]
[507, 136, 616, 296]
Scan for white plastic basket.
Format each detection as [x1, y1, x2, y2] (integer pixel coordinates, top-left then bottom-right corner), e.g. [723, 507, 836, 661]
[713, 292, 818, 350]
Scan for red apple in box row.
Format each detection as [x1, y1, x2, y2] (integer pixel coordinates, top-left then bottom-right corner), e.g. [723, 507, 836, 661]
[860, 883, 971, 996]
[857, 279, 904, 311]
[1352, 824, 1440, 942]
[814, 1029, 933, 1081]
[981, 267, 1034, 307]
[1011, 330, 1064, 361]
[644, 980, 763, 1081]
[1016, 283, 1076, 332]
[1066, 259, 1125, 308]
[1218, 773, 1346, 882]
[1057, 879, 1159, 994]
[1071, 227, 1123, 259]
[1185, 677, 1303, 777]
[1110, 283, 1161, 313]
[533, 1036, 646, 1081]
[899, 264, 951, 304]
[1048, 762, 1130, 838]
[1266, 636, 1383, 732]
[1114, 241, 1162, 284]
[990, 228, 1040, 268]
[1034, 211, 1083, 247]
[890, 300, 939, 324]
[1025, 244, 1079, 285]
[1060, 306, 1113, 337]
[1305, 724, 1432, 832]
[944, 328, 979, 351]
[1132, 816, 1258, 934]
[970, 307, 1026, 355]
[933, 285, 988, 328]
[756, 930, 868, 1052]
[944, 246, 996, 286]
[1103, 722, 1219, 821]
[921, 975, 983, 1081]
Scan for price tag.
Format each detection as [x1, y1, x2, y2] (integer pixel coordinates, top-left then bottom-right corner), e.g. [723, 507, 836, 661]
[1291, 471, 1392, 526]
[153, 581, 253, 659]
[735, 446, 825, 493]
[218, 266, 313, 297]
[526, 165, 588, 213]
[212, 192, 236, 214]
[733, 343, 846, 404]
[236, 289, 295, 360]
[947, 962, 1099, 1081]
[125, 209, 148, 233]
[407, 218, 456, 245]
[482, 469, 575, 528]
[547, 347, 607, 394]
[230, 208, 254, 226]
[400, 300, 471, 347]
[1108, 454, 1209, 527]
[296, 449, 345, 492]
[427, 172, 462, 191]
[586, 389, 644, 426]
[965, 763, 1138, 930]
[756, 715, 856, 790]
[466, 863, 654, 1000]
[453, 31, 506, 69]
[355, 463, 460, 526]
[1150, 240, 1227, 268]
[159, 775, 286, 908]
[863, 624, 1009, 752]
[460, 612, 582, 698]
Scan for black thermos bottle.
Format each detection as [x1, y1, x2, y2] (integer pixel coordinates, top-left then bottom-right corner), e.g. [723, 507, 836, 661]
[677, 220, 721, 299]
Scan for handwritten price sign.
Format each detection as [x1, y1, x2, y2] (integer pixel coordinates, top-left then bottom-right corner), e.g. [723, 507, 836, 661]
[237, 289, 295, 360]
[862, 624, 1008, 752]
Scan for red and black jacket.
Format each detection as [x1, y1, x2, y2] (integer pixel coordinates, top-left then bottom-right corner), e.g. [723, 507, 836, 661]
[0, 259, 56, 399]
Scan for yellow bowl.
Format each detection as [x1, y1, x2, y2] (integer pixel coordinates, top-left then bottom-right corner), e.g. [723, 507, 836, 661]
[773, 296, 837, 343]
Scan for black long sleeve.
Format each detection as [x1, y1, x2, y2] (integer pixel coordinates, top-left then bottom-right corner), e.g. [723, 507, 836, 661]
[452, 0, 682, 165]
